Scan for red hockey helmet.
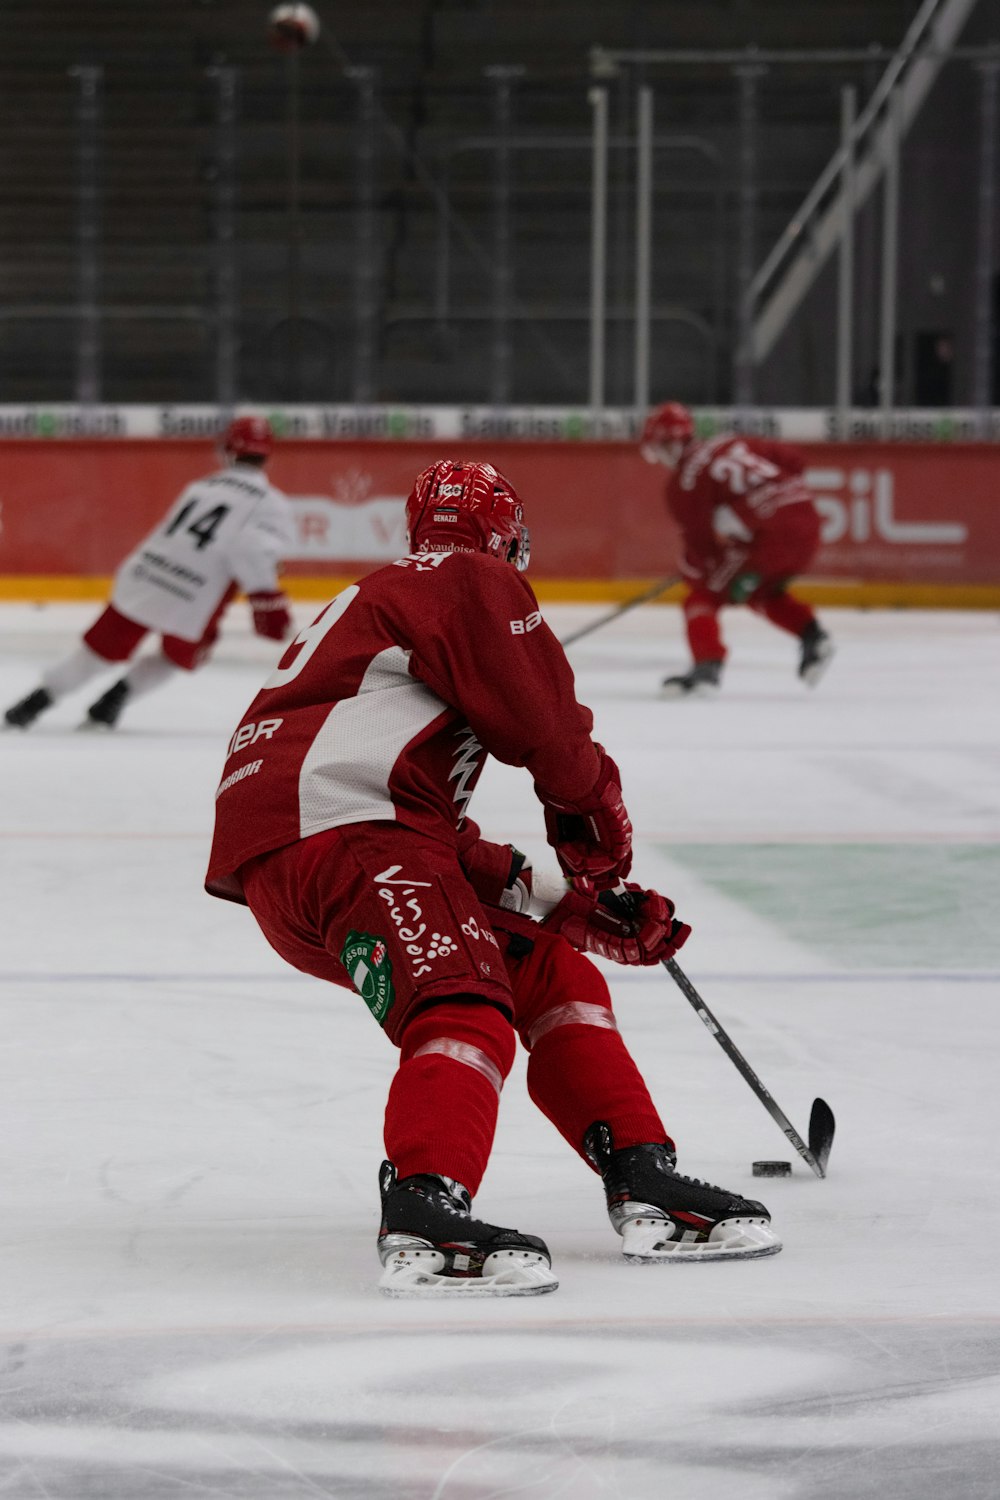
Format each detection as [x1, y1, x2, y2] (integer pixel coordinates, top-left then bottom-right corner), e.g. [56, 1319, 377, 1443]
[640, 402, 694, 466]
[405, 459, 530, 571]
[221, 415, 275, 461]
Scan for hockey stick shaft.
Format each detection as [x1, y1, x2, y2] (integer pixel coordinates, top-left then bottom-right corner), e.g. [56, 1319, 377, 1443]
[559, 575, 678, 648]
[663, 957, 828, 1178]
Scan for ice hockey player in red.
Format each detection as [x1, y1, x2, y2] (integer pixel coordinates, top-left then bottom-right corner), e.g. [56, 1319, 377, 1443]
[641, 402, 835, 697]
[4, 416, 294, 732]
[206, 457, 781, 1297]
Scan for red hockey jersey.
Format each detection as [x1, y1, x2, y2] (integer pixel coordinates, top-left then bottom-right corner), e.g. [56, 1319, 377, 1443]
[206, 550, 600, 903]
[666, 433, 814, 582]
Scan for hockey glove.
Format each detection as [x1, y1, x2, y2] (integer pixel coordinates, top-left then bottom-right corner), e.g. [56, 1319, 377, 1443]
[536, 745, 633, 886]
[249, 591, 293, 641]
[728, 572, 762, 605]
[542, 878, 691, 966]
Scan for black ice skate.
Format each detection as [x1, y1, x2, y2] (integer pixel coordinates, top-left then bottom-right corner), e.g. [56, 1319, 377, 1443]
[584, 1123, 781, 1262]
[798, 622, 835, 686]
[377, 1161, 558, 1297]
[4, 687, 53, 730]
[82, 679, 130, 730]
[660, 660, 723, 699]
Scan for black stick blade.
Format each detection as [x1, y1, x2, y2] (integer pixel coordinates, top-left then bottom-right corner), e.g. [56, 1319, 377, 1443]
[809, 1098, 836, 1176]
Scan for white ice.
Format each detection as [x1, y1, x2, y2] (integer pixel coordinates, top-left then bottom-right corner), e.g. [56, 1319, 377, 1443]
[1, 600, 999, 1500]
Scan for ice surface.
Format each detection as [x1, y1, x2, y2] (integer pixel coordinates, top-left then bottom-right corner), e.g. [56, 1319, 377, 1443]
[1, 600, 999, 1498]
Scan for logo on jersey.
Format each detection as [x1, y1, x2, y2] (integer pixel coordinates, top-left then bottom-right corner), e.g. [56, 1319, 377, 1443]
[227, 718, 283, 758]
[373, 875, 466, 980]
[393, 552, 451, 572]
[460, 914, 500, 952]
[340, 931, 395, 1024]
[449, 727, 482, 825]
[373, 865, 432, 887]
[509, 611, 542, 635]
[215, 759, 263, 800]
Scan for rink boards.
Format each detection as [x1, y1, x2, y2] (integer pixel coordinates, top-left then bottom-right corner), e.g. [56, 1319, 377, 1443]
[0, 437, 998, 605]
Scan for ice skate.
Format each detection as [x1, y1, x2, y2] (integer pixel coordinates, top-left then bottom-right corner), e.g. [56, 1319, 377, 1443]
[798, 622, 834, 686]
[82, 679, 130, 730]
[377, 1161, 558, 1297]
[4, 687, 53, 730]
[585, 1124, 781, 1262]
[660, 660, 723, 699]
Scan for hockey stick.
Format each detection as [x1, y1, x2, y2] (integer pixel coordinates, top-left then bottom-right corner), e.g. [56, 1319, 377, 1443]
[663, 957, 835, 1179]
[559, 575, 678, 648]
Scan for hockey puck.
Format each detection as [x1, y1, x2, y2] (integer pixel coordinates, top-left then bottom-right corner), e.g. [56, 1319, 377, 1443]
[752, 1160, 792, 1177]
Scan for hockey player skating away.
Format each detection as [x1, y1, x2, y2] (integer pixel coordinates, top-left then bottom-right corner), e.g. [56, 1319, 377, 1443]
[4, 416, 294, 732]
[641, 402, 835, 697]
[205, 458, 781, 1297]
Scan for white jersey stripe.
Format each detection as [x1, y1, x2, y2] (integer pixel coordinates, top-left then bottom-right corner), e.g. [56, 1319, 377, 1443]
[298, 644, 448, 838]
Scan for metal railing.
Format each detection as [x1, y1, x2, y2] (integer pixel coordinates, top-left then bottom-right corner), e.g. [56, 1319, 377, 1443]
[596, 0, 999, 431]
[1, 21, 997, 428]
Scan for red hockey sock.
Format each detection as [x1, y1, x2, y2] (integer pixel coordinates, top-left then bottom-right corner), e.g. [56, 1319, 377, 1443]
[526, 1027, 670, 1169]
[683, 589, 726, 663]
[505, 926, 672, 1168]
[384, 998, 516, 1195]
[752, 589, 815, 637]
[516, 945, 669, 1164]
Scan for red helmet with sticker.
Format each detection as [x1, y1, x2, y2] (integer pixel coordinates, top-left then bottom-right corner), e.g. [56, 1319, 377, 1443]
[222, 415, 275, 460]
[405, 459, 531, 571]
[640, 402, 694, 465]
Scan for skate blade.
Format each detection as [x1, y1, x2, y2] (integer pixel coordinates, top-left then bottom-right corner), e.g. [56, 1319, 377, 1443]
[659, 679, 719, 700]
[801, 644, 835, 686]
[379, 1246, 559, 1298]
[77, 718, 116, 732]
[620, 1214, 782, 1263]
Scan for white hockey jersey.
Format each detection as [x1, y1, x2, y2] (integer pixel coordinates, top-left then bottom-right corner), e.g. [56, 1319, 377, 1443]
[110, 465, 294, 641]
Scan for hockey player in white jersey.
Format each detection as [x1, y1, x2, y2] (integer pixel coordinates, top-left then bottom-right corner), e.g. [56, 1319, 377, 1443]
[4, 417, 295, 732]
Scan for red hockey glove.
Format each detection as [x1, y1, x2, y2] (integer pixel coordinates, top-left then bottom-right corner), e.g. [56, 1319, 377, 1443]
[542, 878, 691, 966]
[249, 591, 293, 641]
[536, 745, 633, 886]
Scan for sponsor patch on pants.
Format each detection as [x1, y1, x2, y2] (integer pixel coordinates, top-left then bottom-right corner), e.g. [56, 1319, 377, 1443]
[340, 931, 395, 1024]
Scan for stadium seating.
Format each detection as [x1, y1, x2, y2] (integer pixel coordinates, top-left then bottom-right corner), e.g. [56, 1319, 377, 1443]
[0, 0, 971, 403]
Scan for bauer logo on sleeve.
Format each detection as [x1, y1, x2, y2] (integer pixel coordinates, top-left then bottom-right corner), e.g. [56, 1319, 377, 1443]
[340, 931, 396, 1023]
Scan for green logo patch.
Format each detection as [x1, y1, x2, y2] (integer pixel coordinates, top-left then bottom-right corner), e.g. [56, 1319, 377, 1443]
[340, 930, 395, 1024]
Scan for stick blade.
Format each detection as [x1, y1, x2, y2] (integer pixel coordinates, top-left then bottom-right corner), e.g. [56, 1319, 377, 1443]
[808, 1098, 836, 1176]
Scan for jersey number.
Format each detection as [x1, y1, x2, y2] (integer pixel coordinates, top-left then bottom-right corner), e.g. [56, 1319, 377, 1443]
[709, 442, 780, 495]
[263, 584, 360, 689]
[164, 500, 231, 550]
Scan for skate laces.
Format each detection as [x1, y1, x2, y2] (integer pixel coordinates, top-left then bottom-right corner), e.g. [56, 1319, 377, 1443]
[434, 1191, 467, 1218]
[676, 1170, 728, 1194]
[429, 1176, 472, 1215]
[648, 1153, 734, 1198]
[400, 1174, 472, 1217]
